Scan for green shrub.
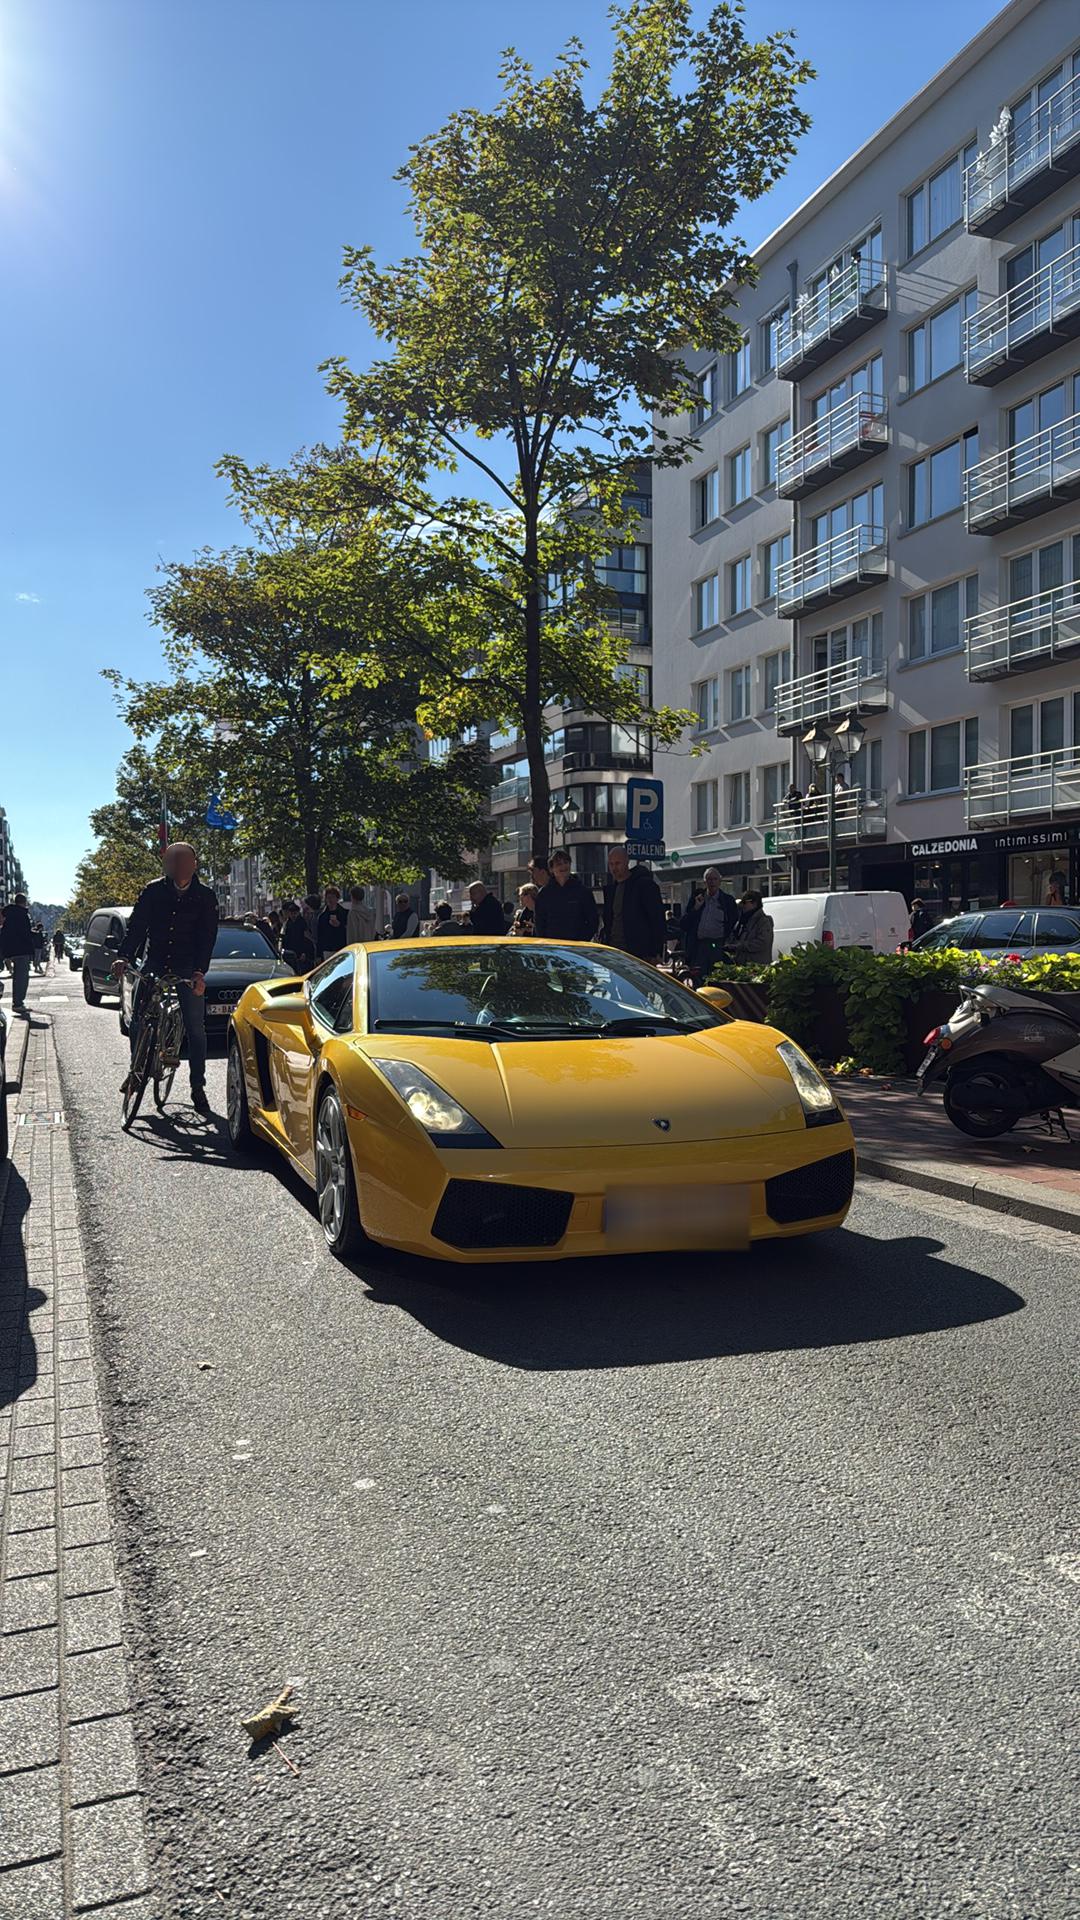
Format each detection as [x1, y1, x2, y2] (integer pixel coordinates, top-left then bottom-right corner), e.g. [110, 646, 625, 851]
[709, 942, 1080, 1074]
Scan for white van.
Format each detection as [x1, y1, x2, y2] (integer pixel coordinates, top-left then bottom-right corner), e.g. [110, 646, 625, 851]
[765, 890, 908, 958]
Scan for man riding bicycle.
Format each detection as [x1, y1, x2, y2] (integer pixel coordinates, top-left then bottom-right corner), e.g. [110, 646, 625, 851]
[115, 842, 219, 1115]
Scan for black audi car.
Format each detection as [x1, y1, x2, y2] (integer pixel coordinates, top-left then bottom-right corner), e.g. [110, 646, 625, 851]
[119, 921, 293, 1042]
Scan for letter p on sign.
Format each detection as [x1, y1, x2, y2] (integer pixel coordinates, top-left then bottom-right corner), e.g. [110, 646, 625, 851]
[626, 778, 664, 848]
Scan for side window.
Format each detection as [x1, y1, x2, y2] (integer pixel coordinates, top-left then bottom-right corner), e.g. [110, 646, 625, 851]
[1036, 912, 1080, 948]
[933, 917, 972, 948]
[88, 914, 108, 945]
[971, 912, 1022, 949]
[109, 918, 125, 943]
[1011, 912, 1036, 947]
[309, 953, 355, 1034]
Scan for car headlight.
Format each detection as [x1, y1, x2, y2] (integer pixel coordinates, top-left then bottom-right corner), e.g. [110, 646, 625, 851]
[776, 1040, 841, 1128]
[371, 1059, 501, 1148]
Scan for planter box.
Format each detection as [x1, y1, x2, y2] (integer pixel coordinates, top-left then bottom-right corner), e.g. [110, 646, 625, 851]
[711, 980, 769, 1024]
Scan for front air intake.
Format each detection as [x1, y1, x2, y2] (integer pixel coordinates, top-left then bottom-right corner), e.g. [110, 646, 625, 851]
[765, 1150, 855, 1225]
[432, 1181, 574, 1250]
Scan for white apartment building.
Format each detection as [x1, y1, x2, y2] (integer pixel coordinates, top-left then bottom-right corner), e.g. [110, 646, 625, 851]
[652, 0, 1080, 919]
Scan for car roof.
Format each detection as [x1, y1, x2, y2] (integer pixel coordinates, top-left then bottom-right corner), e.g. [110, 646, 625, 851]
[89, 906, 130, 918]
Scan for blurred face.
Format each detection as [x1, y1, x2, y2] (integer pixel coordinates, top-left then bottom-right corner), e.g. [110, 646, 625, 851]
[324, 888, 340, 907]
[704, 869, 720, 895]
[165, 844, 197, 888]
[551, 854, 571, 883]
[529, 862, 549, 888]
[469, 883, 486, 904]
[607, 848, 629, 882]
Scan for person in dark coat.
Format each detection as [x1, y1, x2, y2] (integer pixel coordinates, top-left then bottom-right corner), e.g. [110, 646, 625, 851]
[727, 892, 774, 967]
[315, 886, 348, 961]
[601, 848, 666, 963]
[281, 902, 314, 972]
[908, 898, 934, 943]
[533, 850, 599, 940]
[115, 844, 219, 1112]
[467, 883, 506, 935]
[1, 893, 35, 1011]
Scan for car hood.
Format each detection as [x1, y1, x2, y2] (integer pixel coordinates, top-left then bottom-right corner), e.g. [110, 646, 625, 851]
[354, 1025, 808, 1148]
[206, 959, 289, 984]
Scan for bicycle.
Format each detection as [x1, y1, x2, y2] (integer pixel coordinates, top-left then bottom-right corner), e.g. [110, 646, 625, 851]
[120, 972, 194, 1130]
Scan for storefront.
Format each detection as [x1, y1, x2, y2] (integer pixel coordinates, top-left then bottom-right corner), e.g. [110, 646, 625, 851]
[849, 824, 1080, 913]
[655, 843, 792, 905]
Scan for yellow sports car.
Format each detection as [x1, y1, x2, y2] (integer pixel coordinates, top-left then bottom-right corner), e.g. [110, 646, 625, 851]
[225, 938, 856, 1262]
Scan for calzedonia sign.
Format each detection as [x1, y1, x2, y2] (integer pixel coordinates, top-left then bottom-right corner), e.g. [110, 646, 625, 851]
[911, 837, 979, 858]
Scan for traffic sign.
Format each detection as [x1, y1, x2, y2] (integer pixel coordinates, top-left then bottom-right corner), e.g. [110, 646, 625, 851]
[764, 829, 778, 856]
[626, 777, 664, 853]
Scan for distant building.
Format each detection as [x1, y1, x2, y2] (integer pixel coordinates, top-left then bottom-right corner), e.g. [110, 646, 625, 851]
[0, 807, 27, 901]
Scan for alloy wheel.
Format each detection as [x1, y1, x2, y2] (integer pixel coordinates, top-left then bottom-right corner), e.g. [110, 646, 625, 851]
[315, 1095, 349, 1246]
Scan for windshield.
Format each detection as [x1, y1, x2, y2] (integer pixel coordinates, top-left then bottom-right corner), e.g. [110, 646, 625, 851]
[367, 944, 720, 1037]
[213, 927, 276, 961]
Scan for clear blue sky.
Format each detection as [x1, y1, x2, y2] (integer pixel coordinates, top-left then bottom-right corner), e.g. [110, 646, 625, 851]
[1, 0, 995, 902]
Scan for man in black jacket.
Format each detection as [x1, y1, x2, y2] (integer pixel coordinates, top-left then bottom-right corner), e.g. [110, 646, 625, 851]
[116, 844, 219, 1113]
[316, 886, 348, 961]
[1, 893, 35, 1012]
[467, 883, 506, 935]
[601, 848, 666, 963]
[533, 850, 599, 940]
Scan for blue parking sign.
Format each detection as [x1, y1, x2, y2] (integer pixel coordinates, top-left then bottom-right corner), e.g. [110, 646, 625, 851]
[625, 778, 664, 855]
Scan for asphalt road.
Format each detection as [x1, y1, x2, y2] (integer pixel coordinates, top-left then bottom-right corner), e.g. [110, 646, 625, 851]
[32, 974, 1080, 1919]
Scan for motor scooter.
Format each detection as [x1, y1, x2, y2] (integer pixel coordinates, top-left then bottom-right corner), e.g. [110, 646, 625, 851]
[917, 981, 1080, 1139]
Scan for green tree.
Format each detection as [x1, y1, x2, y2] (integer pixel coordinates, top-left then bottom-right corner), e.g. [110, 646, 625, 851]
[67, 743, 238, 921]
[106, 458, 494, 898]
[323, 0, 811, 855]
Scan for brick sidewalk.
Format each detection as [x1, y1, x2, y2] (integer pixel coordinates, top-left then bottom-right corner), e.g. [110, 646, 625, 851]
[0, 1012, 157, 1918]
[836, 1073, 1080, 1228]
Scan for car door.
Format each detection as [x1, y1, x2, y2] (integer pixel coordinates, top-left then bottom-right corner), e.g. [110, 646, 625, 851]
[1033, 910, 1080, 955]
[271, 952, 356, 1172]
[85, 913, 111, 987]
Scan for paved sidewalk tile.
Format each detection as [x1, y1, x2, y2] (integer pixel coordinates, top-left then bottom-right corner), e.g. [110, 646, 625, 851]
[0, 1761, 62, 1865]
[2, 1574, 58, 1634]
[70, 1794, 150, 1910]
[63, 1544, 117, 1598]
[62, 1503, 111, 1550]
[4, 1528, 58, 1579]
[69, 1713, 139, 1804]
[64, 1589, 123, 1656]
[65, 1646, 130, 1722]
[0, 1686, 60, 1771]
[0, 1854, 64, 1916]
[0, 1628, 59, 1697]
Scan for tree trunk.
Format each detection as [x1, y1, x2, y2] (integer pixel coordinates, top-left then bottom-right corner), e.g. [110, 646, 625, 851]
[523, 512, 551, 860]
[304, 828, 320, 900]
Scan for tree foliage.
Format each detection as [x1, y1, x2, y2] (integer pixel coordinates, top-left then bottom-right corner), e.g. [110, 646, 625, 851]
[322, 0, 812, 854]
[67, 743, 238, 921]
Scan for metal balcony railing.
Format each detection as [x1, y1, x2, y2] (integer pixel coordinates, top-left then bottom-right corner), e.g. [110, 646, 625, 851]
[777, 258, 887, 380]
[964, 408, 1080, 530]
[966, 581, 1080, 679]
[965, 240, 1080, 383]
[964, 72, 1080, 234]
[776, 523, 887, 617]
[774, 658, 888, 734]
[966, 747, 1080, 824]
[491, 773, 531, 810]
[491, 826, 533, 861]
[772, 786, 887, 851]
[776, 391, 887, 499]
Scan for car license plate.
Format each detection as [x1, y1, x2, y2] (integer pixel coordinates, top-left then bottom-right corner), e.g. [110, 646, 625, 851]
[604, 1184, 749, 1249]
[208, 1003, 233, 1016]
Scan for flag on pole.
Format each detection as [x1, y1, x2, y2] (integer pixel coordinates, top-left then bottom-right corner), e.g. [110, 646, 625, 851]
[206, 794, 238, 831]
[158, 790, 169, 856]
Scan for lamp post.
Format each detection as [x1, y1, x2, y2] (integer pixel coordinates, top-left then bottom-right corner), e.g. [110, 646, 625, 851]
[801, 714, 867, 890]
[548, 794, 582, 850]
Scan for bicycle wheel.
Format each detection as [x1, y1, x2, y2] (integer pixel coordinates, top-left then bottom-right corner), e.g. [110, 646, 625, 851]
[153, 1004, 182, 1110]
[122, 1014, 156, 1130]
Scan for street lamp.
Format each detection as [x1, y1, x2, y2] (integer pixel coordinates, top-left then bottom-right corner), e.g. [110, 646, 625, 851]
[801, 715, 867, 890]
[548, 794, 581, 847]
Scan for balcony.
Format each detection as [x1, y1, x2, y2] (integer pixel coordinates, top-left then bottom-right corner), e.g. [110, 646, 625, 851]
[964, 408, 1080, 531]
[772, 786, 887, 852]
[491, 773, 531, 811]
[560, 750, 651, 774]
[964, 74, 1080, 236]
[964, 241, 1080, 385]
[777, 259, 887, 381]
[491, 826, 533, 863]
[776, 391, 887, 499]
[775, 658, 888, 735]
[776, 524, 887, 618]
[966, 582, 1080, 680]
[966, 747, 1080, 825]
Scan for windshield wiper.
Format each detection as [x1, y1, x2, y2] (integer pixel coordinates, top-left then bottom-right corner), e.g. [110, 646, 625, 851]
[596, 1015, 701, 1034]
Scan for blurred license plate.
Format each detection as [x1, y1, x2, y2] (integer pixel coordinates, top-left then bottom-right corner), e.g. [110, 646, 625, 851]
[604, 1184, 749, 1249]
[208, 1003, 233, 1016]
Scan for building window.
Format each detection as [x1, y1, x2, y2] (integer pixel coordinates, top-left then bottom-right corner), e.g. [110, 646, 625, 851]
[809, 352, 884, 421]
[908, 574, 979, 660]
[694, 468, 720, 529]
[729, 555, 752, 616]
[692, 779, 718, 835]
[851, 735, 883, 797]
[692, 677, 719, 732]
[908, 430, 979, 526]
[810, 612, 884, 673]
[728, 444, 752, 508]
[1009, 691, 1080, 758]
[727, 664, 751, 723]
[762, 647, 792, 711]
[905, 143, 978, 255]
[760, 305, 789, 373]
[907, 717, 980, 794]
[598, 544, 647, 594]
[694, 364, 718, 425]
[908, 289, 978, 390]
[728, 334, 751, 398]
[761, 762, 786, 822]
[809, 481, 884, 548]
[1008, 374, 1080, 448]
[761, 533, 791, 603]
[762, 418, 792, 486]
[726, 770, 751, 829]
[693, 573, 719, 632]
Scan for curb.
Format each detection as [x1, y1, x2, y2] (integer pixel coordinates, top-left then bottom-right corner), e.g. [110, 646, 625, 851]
[858, 1153, 1080, 1235]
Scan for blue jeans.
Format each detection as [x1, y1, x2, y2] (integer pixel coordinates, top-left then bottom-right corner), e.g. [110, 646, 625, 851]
[9, 954, 30, 1008]
[129, 977, 207, 1091]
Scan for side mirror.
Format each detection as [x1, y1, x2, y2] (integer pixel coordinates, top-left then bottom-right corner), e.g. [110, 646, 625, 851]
[102, 936, 118, 952]
[697, 986, 732, 1010]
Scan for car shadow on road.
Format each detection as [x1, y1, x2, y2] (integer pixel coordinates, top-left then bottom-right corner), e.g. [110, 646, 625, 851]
[0, 1161, 47, 1412]
[349, 1228, 1024, 1371]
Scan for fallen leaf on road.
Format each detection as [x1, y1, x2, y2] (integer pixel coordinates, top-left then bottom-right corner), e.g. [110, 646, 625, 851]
[242, 1683, 300, 1742]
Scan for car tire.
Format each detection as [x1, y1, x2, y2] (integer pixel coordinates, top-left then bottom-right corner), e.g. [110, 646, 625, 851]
[226, 1034, 254, 1151]
[82, 970, 102, 1007]
[314, 1085, 364, 1258]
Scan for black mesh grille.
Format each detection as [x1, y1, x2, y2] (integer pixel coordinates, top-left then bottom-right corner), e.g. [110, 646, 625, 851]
[765, 1149, 855, 1225]
[432, 1180, 574, 1250]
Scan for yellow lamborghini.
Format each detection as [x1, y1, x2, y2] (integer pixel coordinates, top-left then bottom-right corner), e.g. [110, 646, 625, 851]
[225, 938, 856, 1262]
